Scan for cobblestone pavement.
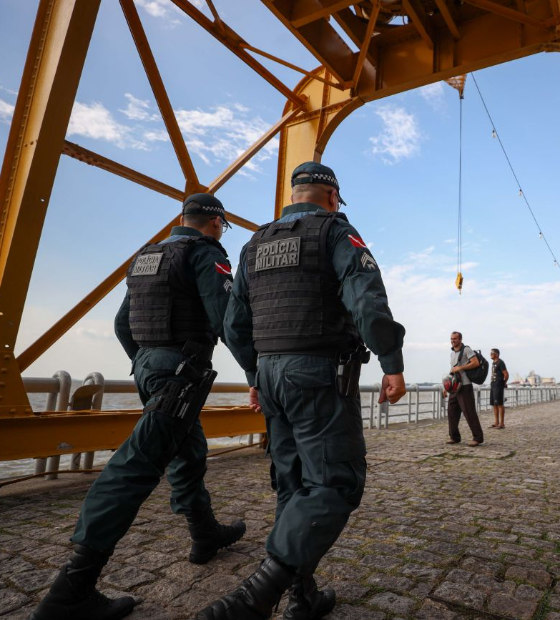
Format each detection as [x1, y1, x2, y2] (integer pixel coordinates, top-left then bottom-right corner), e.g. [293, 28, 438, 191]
[2, 401, 560, 619]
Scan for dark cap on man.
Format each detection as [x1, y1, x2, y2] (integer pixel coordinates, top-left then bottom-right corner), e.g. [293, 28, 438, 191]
[291, 162, 346, 206]
[182, 193, 232, 229]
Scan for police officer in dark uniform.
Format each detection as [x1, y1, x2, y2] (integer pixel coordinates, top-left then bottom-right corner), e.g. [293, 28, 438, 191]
[196, 164, 406, 620]
[29, 194, 246, 620]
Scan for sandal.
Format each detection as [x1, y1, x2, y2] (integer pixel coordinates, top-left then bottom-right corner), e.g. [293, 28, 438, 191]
[498, 424, 505, 429]
[489, 424, 499, 428]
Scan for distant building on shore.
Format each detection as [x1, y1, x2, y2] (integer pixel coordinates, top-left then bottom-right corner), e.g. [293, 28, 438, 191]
[509, 371, 556, 387]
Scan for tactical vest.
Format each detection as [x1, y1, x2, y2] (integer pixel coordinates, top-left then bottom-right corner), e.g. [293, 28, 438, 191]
[246, 211, 360, 355]
[126, 235, 223, 347]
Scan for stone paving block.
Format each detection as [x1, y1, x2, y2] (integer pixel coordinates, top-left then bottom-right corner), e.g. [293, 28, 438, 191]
[365, 572, 414, 593]
[368, 591, 416, 615]
[401, 563, 444, 581]
[505, 565, 553, 587]
[0, 588, 30, 616]
[360, 554, 401, 571]
[323, 604, 386, 619]
[416, 599, 459, 619]
[11, 569, 58, 593]
[469, 574, 516, 596]
[432, 581, 485, 611]
[487, 593, 539, 619]
[102, 566, 156, 589]
[334, 581, 371, 602]
[460, 556, 502, 577]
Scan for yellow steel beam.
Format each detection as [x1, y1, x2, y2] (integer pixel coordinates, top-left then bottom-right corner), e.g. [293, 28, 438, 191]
[61, 140, 258, 231]
[170, 0, 306, 107]
[0, 406, 266, 461]
[402, 0, 435, 49]
[290, 0, 357, 28]
[120, 0, 202, 194]
[17, 107, 302, 374]
[273, 0, 559, 215]
[0, 0, 101, 417]
[351, 0, 380, 87]
[240, 43, 346, 89]
[434, 0, 461, 40]
[462, 0, 550, 28]
[261, 0, 365, 85]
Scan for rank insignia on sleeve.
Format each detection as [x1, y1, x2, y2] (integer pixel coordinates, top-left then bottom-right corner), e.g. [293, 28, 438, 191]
[361, 253, 378, 270]
[223, 279, 233, 292]
[215, 262, 232, 275]
[348, 234, 367, 248]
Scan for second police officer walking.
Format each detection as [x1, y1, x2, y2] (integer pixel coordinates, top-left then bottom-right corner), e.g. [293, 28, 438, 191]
[196, 163, 407, 619]
[29, 194, 246, 620]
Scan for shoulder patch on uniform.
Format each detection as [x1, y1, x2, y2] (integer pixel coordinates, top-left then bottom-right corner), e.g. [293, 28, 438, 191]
[215, 262, 232, 275]
[348, 234, 367, 248]
[361, 253, 378, 271]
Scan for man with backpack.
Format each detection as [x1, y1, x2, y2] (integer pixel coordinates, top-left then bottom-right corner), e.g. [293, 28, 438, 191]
[443, 331, 485, 446]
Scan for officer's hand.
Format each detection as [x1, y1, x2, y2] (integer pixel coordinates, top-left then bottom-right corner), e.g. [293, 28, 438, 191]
[249, 386, 262, 413]
[379, 373, 406, 404]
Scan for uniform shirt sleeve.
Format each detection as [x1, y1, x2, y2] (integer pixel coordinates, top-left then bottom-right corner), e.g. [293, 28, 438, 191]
[224, 245, 258, 386]
[114, 293, 139, 361]
[329, 219, 405, 375]
[189, 243, 234, 342]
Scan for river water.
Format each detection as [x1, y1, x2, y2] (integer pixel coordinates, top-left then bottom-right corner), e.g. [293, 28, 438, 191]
[0, 384, 440, 479]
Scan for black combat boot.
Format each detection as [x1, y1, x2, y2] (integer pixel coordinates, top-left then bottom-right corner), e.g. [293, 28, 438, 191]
[187, 509, 246, 564]
[29, 545, 135, 620]
[195, 556, 294, 619]
[283, 575, 336, 619]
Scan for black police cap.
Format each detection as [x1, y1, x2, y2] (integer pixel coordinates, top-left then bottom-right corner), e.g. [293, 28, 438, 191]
[182, 193, 231, 228]
[291, 162, 346, 206]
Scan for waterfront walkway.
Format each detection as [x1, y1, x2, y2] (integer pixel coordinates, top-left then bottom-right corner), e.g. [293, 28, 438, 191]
[1, 401, 560, 620]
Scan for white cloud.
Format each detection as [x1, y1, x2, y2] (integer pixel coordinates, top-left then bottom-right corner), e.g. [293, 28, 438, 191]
[67, 94, 277, 173]
[134, 0, 204, 26]
[418, 82, 446, 111]
[0, 98, 14, 123]
[175, 104, 278, 175]
[369, 105, 422, 164]
[144, 129, 169, 142]
[380, 258, 560, 384]
[119, 93, 158, 121]
[68, 101, 148, 150]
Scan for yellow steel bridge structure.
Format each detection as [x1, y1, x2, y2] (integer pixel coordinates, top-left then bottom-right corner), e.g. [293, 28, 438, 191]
[0, 0, 558, 462]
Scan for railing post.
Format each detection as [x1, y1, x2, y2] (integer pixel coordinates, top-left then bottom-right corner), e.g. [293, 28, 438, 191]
[415, 385, 420, 422]
[46, 371, 72, 480]
[408, 389, 412, 423]
[369, 387, 375, 429]
[374, 384, 382, 429]
[81, 373, 105, 471]
[380, 400, 389, 429]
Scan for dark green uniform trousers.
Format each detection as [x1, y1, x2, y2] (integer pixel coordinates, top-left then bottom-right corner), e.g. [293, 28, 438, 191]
[72, 347, 211, 553]
[257, 354, 367, 575]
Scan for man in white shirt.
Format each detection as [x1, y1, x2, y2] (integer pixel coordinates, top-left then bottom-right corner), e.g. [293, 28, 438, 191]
[443, 331, 484, 446]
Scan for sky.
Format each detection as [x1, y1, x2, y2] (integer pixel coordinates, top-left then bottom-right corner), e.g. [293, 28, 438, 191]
[1, 0, 559, 387]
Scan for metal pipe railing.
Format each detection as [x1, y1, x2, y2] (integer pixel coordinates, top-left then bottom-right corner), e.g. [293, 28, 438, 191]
[359, 384, 560, 429]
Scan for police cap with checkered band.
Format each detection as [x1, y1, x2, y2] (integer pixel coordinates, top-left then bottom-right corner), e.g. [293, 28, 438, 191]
[182, 193, 232, 229]
[291, 162, 346, 206]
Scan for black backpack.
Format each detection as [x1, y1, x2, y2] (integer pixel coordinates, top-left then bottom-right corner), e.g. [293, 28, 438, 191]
[461, 345, 489, 385]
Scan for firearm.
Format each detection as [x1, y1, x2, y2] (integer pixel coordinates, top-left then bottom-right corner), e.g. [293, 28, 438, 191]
[337, 345, 371, 398]
[145, 345, 217, 434]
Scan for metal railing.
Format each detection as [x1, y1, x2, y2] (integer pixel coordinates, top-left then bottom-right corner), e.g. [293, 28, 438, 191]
[360, 384, 560, 429]
[19, 374, 560, 480]
[22, 372, 256, 480]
